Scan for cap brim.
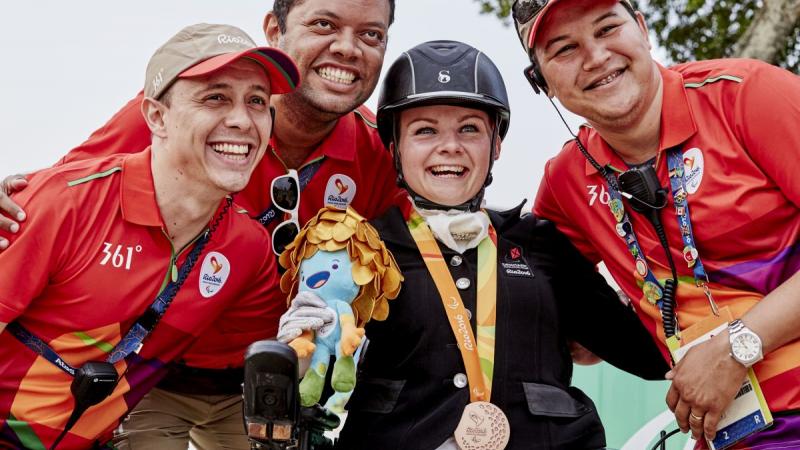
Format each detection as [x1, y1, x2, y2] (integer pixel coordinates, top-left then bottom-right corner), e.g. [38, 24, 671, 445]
[180, 47, 300, 95]
[526, 0, 563, 51]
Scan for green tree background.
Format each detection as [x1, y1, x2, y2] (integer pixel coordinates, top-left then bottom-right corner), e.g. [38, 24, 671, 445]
[475, 0, 800, 72]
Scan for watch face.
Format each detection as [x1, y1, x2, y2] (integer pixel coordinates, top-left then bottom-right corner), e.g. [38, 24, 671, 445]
[732, 333, 761, 363]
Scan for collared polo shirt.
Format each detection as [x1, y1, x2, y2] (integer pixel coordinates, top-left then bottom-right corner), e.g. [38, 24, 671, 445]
[56, 92, 404, 368]
[534, 59, 800, 413]
[0, 149, 280, 448]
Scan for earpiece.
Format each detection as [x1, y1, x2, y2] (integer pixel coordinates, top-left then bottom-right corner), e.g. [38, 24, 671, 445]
[523, 61, 548, 95]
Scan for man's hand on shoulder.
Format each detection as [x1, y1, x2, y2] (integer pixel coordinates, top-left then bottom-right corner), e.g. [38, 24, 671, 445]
[0, 174, 28, 250]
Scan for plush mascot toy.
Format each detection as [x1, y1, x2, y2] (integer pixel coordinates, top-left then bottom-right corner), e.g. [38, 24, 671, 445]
[279, 207, 403, 407]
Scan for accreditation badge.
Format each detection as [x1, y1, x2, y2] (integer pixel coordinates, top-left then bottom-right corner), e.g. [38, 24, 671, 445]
[454, 401, 510, 450]
[666, 307, 772, 450]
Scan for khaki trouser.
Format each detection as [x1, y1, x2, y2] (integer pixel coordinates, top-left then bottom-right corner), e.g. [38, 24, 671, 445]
[114, 387, 248, 450]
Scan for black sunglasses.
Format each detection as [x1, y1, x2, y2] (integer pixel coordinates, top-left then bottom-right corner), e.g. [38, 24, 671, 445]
[270, 169, 300, 256]
[512, 0, 549, 26]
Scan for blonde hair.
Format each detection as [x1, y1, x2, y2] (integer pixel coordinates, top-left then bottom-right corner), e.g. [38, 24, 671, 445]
[279, 207, 403, 326]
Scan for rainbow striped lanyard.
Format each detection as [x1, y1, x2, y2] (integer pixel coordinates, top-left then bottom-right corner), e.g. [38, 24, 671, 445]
[407, 210, 498, 402]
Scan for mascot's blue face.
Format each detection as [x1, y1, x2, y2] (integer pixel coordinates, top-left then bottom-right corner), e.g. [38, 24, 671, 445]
[298, 249, 360, 303]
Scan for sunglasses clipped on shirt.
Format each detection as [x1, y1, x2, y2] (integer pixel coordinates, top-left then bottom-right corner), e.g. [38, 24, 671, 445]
[270, 169, 300, 256]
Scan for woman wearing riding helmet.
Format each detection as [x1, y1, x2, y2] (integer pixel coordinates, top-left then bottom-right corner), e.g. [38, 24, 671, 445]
[329, 40, 668, 450]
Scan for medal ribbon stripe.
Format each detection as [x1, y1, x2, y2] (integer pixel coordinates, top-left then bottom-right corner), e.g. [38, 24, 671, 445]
[476, 226, 498, 398]
[407, 211, 498, 402]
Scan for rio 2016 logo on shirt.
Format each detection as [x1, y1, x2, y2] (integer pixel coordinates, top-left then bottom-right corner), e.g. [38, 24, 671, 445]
[682, 147, 704, 194]
[199, 252, 230, 298]
[324, 174, 357, 210]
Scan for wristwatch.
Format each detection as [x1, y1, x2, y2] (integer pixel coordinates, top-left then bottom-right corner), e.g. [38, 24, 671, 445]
[728, 319, 763, 368]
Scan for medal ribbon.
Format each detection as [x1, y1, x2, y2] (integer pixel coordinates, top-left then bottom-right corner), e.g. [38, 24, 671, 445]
[407, 211, 498, 402]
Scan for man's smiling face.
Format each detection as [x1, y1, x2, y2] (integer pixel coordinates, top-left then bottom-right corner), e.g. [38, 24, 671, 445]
[534, 0, 659, 130]
[267, 0, 391, 120]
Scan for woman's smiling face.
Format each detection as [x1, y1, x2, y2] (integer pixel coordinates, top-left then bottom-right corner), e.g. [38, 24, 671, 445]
[397, 104, 497, 207]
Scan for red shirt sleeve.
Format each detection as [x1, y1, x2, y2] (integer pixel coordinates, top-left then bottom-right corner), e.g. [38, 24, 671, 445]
[55, 91, 151, 166]
[732, 62, 800, 208]
[367, 134, 406, 214]
[0, 171, 75, 322]
[534, 158, 603, 264]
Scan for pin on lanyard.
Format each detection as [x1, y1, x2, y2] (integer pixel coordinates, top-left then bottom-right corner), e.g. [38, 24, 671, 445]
[604, 177, 669, 313]
[666, 149, 719, 316]
[407, 211, 498, 402]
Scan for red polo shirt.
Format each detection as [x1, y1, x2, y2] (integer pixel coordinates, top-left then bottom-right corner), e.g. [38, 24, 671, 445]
[534, 59, 800, 413]
[56, 92, 404, 369]
[0, 149, 280, 448]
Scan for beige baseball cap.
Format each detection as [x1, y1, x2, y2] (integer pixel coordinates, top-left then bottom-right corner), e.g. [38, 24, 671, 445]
[145, 23, 300, 99]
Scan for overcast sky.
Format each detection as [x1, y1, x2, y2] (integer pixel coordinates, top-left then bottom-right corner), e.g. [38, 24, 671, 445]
[0, 0, 666, 209]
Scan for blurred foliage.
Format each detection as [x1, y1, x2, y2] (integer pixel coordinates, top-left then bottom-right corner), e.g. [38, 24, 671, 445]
[474, 0, 799, 72]
[475, 0, 513, 21]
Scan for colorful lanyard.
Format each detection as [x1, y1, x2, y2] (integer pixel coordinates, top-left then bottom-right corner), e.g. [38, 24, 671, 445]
[602, 146, 720, 333]
[665, 150, 719, 315]
[407, 211, 498, 402]
[8, 216, 218, 374]
[254, 158, 324, 228]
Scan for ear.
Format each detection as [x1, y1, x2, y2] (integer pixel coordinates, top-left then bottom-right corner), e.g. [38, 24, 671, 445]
[635, 11, 652, 50]
[141, 97, 169, 139]
[263, 12, 281, 47]
[493, 138, 502, 161]
[388, 141, 397, 158]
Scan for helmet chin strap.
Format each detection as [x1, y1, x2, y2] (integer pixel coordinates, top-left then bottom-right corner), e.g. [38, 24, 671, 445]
[392, 113, 500, 213]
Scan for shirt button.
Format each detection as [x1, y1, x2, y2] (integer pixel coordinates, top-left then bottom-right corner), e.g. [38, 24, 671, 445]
[453, 373, 468, 389]
[450, 255, 463, 267]
[456, 278, 471, 290]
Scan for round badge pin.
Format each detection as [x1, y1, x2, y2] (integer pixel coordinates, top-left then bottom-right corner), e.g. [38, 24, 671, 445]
[635, 258, 648, 277]
[610, 199, 625, 222]
[454, 402, 510, 450]
[615, 222, 627, 237]
[683, 246, 698, 267]
[642, 281, 663, 304]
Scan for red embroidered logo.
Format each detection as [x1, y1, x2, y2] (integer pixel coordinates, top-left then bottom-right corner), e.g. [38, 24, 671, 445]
[509, 247, 521, 260]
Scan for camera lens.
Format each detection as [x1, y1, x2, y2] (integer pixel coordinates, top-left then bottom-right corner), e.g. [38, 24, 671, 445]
[263, 393, 278, 406]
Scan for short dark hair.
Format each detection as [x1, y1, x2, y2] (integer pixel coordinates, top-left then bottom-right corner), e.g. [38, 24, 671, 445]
[272, 0, 396, 33]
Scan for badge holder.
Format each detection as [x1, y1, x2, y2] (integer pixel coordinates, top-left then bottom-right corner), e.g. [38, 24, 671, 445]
[666, 307, 772, 450]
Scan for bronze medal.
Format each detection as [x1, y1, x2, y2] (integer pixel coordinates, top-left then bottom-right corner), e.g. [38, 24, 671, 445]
[454, 401, 510, 450]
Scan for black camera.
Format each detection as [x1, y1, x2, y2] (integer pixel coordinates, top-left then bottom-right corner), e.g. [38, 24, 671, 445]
[243, 340, 339, 450]
[244, 340, 299, 447]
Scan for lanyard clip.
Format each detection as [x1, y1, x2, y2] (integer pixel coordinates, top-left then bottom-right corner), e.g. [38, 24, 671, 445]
[697, 278, 720, 316]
